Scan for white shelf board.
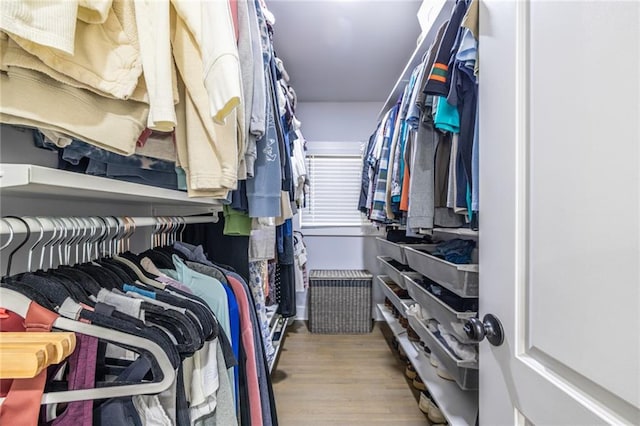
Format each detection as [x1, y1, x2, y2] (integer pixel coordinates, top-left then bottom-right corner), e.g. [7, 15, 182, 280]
[377, 0, 456, 120]
[0, 164, 221, 209]
[377, 304, 478, 426]
[433, 227, 479, 240]
[376, 276, 414, 316]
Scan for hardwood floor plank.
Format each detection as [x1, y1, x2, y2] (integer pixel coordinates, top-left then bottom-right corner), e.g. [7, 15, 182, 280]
[273, 321, 428, 425]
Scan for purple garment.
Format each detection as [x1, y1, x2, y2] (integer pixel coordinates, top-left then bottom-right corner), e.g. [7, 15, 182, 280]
[51, 333, 99, 426]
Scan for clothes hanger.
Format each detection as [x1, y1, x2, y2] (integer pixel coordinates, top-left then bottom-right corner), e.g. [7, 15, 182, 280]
[138, 216, 179, 268]
[87, 217, 134, 283]
[109, 217, 166, 289]
[89, 216, 137, 282]
[20, 218, 192, 356]
[0, 286, 176, 404]
[24, 217, 45, 273]
[37, 217, 59, 272]
[0, 217, 15, 252]
[10, 217, 83, 305]
[47, 218, 103, 296]
[169, 216, 190, 260]
[2, 216, 31, 277]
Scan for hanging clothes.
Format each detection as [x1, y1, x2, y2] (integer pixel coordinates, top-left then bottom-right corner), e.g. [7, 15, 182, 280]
[0, 216, 282, 426]
[360, 0, 479, 231]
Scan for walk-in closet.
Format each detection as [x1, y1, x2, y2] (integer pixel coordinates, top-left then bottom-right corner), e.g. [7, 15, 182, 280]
[0, 0, 638, 425]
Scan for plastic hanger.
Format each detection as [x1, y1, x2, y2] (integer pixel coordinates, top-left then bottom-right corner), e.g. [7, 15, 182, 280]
[37, 218, 59, 272]
[3, 216, 31, 277]
[110, 217, 166, 289]
[0, 287, 175, 404]
[0, 218, 14, 251]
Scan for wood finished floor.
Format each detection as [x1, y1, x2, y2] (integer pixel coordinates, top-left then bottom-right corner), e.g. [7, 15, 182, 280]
[272, 321, 428, 425]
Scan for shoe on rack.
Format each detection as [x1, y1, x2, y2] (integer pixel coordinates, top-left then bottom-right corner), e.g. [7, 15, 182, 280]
[407, 326, 420, 342]
[413, 375, 427, 391]
[436, 365, 455, 382]
[397, 290, 409, 299]
[418, 391, 432, 414]
[405, 363, 417, 379]
[437, 324, 478, 363]
[430, 353, 439, 368]
[399, 317, 409, 329]
[427, 400, 446, 424]
[391, 285, 408, 298]
[423, 345, 432, 358]
[384, 298, 393, 309]
[406, 303, 422, 319]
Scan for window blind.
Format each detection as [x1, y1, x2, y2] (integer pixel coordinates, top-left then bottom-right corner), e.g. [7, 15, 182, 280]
[300, 155, 368, 227]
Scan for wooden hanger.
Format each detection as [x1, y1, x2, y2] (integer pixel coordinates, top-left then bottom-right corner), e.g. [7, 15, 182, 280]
[0, 287, 176, 404]
[0, 332, 76, 364]
[0, 332, 76, 378]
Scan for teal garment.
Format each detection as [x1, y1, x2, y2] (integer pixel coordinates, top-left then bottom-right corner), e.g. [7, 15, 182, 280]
[391, 120, 409, 205]
[176, 167, 187, 191]
[161, 256, 231, 340]
[434, 96, 460, 133]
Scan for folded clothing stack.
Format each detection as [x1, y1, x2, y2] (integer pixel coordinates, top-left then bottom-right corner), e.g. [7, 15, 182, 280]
[432, 238, 476, 264]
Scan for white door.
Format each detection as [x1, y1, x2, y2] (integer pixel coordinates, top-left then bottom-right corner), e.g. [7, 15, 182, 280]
[479, 0, 639, 424]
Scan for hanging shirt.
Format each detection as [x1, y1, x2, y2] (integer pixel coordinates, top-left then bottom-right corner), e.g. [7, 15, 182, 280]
[228, 276, 263, 426]
[391, 66, 420, 207]
[369, 105, 398, 223]
[423, 0, 469, 97]
[434, 96, 460, 133]
[246, 61, 283, 218]
[161, 255, 231, 341]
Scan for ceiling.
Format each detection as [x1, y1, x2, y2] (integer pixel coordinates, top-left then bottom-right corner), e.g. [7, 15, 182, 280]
[268, 0, 423, 103]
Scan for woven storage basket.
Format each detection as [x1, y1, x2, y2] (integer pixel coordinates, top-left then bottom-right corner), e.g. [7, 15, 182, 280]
[308, 270, 373, 334]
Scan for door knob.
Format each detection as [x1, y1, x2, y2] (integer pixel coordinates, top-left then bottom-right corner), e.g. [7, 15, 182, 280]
[464, 314, 504, 346]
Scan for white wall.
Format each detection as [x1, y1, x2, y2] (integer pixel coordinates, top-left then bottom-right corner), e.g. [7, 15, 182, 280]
[295, 102, 385, 320]
[296, 102, 382, 142]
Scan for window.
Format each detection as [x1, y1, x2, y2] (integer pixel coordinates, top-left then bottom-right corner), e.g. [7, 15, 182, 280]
[300, 154, 369, 227]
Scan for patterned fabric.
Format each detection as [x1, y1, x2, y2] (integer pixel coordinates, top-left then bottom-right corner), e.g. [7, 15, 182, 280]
[429, 63, 449, 83]
[255, 0, 271, 63]
[266, 259, 277, 304]
[293, 231, 308, 292]
[249, 260, 276, 365]
[391, 68, 420, 207]
[274, 264, 281, 305]
[369, 105, 398, 223]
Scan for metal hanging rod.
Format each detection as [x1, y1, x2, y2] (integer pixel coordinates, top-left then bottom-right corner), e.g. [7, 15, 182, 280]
[0, 215, 218, 236]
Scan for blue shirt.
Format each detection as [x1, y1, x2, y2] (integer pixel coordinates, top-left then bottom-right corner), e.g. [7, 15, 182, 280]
[223, 284, 241, 411]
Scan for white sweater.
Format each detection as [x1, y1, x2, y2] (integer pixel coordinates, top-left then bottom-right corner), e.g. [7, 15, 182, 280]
[0, 0, 78, 54]
[171, 0, 243, 124]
